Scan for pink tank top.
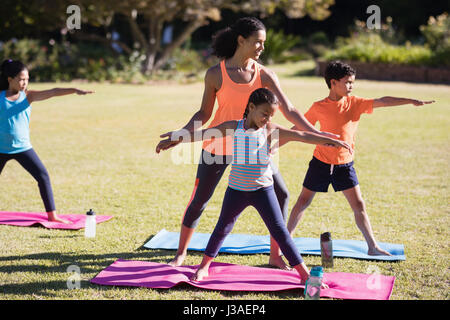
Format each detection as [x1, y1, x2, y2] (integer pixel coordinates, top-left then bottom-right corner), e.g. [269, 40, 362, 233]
[202, 59, 263, 155]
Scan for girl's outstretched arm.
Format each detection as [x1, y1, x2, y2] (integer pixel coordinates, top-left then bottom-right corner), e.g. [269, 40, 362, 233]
[268, 123, 352, 153]
[26, 88, 94, 103]
[156, 120, 237, 154]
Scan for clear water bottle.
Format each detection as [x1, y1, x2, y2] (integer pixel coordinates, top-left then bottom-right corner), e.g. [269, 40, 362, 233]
[304, 266, 323, 300]
[84, 209, 96, 238]
[320, 232, 333, 268]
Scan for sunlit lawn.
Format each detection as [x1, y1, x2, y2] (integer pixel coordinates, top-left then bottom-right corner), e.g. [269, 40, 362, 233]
[0, 61, 448, 300]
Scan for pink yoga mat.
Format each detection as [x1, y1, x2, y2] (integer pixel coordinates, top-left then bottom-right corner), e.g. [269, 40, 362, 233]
[91, 259, 395, 300]
[0, 211, 113, 230]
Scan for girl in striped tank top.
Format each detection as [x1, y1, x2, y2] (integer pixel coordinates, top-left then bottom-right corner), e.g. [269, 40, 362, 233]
[157, 88, 351, 284]
[157, 17, 340, 270]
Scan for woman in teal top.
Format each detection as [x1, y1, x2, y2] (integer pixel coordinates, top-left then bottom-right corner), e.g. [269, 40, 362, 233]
[0, 59, 93, 223]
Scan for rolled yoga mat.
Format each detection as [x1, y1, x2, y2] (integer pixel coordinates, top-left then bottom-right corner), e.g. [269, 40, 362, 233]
[144, 229, 405, 261]
[0, 211, 113, 230]
[90, 259, 396, 300]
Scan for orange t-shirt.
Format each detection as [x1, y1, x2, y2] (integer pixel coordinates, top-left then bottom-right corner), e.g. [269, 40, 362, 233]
[304, 95, 374, 165]
[202, 59, 263, 155]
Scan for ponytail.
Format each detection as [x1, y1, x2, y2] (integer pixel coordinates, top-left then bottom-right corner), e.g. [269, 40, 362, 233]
[243, 88, 279, 118]
[211, 27, 239, 59]
[0, 59, 27, 91]
[243, 105, 250, 119]
[211, 17, 266, 59]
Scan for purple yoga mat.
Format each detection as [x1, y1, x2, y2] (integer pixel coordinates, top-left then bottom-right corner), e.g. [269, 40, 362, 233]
[91, 259, 395, 300]
[0, 211, 113, 230]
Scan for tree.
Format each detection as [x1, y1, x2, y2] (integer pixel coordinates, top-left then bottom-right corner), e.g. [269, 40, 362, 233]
[1, 0, 335, 74]
[0, 0, 70, 40]
[74, 0, 335, 75]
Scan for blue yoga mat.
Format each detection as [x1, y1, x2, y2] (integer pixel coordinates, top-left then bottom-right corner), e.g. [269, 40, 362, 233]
[144, 229, 405, 261]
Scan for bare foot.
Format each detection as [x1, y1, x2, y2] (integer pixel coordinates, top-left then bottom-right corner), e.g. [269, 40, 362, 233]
[294, 262, 310, 285]
[191, 267, 209, 281]
[269, 256, 292, 270]
[168, 252, 186, 267]
[368, 246, 392, 256]
[48, 215, 71, 224]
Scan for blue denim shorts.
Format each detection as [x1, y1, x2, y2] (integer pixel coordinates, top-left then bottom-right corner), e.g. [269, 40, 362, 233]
[302, 156, 359, 192]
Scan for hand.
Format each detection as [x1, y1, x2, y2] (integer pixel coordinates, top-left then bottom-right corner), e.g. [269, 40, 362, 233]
[411, 99, 435, 106]
[155, 131, 182, 153]
[75, 89, 94, 95]
[155, 138, 179, 153]
[323, 140, 353, 154]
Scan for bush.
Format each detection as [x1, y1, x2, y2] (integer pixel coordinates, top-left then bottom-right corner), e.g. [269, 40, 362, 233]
[261, 29, 301, 64]
[301, 31, 331, 58]
[323, 17, 448, 67]
[164, 47, 212, 73]
[325, 34, 433, 66]
[0, 38, 211, 83]
[0, 38, 132, 82]
[420, 12, 450, 66]
[420, 13, 449, 50]
[0, 39, 54, 77]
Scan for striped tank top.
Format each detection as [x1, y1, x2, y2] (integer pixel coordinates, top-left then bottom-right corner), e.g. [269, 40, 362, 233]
[228, 119, 273, 191]
[202, 59, 262, 156]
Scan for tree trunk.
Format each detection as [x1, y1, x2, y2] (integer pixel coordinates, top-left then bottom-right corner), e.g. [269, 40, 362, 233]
[153, 18, 208, 71]
[142, 18, 164, 75]
[127, 14, 148, 50]
[127, 13, 209, 75]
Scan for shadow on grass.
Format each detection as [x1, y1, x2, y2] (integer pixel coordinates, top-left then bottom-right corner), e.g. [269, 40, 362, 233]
[38, 234, 83, 239]
[136, 233, 158, 251]
[0, 246, 173, 296]
[0, 280, 81, 298]
[0, 251, 302, 299]
[0, 233, 307, 299]
[0, 249, 176, 271]
[150, 282, 302, 300]
[0, 247, 303, 299]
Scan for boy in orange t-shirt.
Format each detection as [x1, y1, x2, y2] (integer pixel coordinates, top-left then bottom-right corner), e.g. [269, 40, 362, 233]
[287, 61, 434, 256]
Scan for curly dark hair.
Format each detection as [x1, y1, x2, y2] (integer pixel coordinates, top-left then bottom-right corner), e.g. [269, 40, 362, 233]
[324, 60, 356, 89]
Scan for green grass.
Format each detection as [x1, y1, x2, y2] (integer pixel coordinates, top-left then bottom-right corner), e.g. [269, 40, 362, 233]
[0, 61, 448, 300]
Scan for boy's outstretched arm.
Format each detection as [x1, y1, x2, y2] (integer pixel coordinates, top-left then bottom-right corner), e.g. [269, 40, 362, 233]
[373, 96, 435, 109]
[26, 88, 94, 103]
[156, 120, 237, 154]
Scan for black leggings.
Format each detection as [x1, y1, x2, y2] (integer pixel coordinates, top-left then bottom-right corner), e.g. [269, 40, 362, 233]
[205, 186, 303, 266]
[0, 148, 55, 212]
[182, 150, 289, 228]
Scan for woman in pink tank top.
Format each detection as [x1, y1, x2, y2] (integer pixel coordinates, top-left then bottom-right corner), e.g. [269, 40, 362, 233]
[157, 17, 338, 270]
